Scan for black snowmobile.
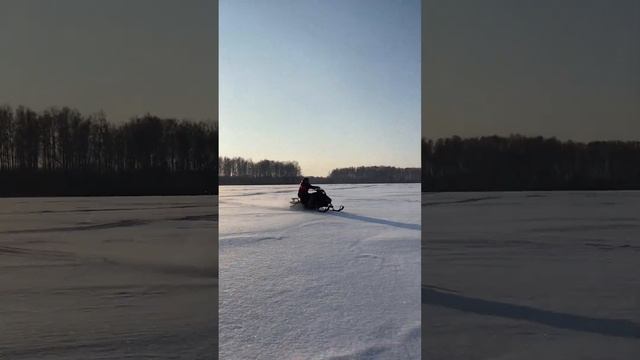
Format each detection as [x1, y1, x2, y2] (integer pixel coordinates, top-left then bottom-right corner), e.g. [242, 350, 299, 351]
[290, 187, 344, 212]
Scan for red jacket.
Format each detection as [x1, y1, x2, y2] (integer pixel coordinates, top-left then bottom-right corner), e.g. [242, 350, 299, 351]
[298, 183, 317, 198]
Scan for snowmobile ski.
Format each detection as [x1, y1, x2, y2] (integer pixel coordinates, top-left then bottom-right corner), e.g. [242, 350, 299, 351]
[318, 204, 344, 212]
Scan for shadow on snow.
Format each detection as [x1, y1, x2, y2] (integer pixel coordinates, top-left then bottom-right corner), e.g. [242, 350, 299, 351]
[422, 286, 640, 339]
[330, 212, 420, 231]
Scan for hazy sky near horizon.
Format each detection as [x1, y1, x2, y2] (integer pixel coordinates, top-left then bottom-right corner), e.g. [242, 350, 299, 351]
[423, 0, 639, 141]
[220, 0, 421, 176]
[0, 0, 217, 123]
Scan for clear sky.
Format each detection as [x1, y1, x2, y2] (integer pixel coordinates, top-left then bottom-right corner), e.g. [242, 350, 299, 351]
[423, 0, 639, 141]
[0, 0, 217, 123]
[220, 0, 421, 176]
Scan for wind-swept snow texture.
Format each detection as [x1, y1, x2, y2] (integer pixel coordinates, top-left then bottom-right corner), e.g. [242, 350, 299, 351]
[220, 184, 421, 359]
[0, 196, 218, 359]
[423, 191, 640, 360]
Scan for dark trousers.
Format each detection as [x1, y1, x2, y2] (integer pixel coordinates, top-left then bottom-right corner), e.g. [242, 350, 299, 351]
[300, 193, 317, 209]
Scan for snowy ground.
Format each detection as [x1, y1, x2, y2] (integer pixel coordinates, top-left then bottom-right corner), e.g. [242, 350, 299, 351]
[219, 184, 421, 359]
[422, 191, 640, 359]
[0, 196, 218, 359]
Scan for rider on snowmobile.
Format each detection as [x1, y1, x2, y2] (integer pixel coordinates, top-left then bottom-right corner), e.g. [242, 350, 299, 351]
[298, 177, 319, 207]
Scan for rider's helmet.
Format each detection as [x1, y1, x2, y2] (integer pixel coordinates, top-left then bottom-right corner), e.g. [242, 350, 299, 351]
[301, 177, 310, 185]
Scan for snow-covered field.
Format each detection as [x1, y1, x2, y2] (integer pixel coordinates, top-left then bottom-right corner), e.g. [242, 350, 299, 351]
[219, 184, 421, 359]
[0, 196, 218, 359]
[422, 191, 640, 359]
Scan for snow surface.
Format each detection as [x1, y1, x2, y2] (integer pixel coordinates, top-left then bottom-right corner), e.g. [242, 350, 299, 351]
[219, 184, 421, 359]
[0, 196, 218, 359]
[422, 191, 640, 359]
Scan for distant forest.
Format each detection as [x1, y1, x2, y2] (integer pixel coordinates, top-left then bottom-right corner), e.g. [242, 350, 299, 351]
[219, 156, 420, 185]
[422, 135, 640, 191]
[218, 157, 301, 185]
[0, 105, 217, 196]
[327, 166, 420, 183]
[10, 105, 636, 195]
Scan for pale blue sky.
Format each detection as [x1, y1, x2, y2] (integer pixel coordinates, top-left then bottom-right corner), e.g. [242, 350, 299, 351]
[423, 0, 640, 141]
[0, 0, 217, 123]
[220, 0, 421, 176]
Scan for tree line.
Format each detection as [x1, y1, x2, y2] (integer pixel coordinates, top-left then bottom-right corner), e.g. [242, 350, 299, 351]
[218, 156, 303, 185]
[219, 157, 301, 179]
[218, 156, 420, 185]
[0, 105, 217, 196]
[328, 166, 420, 183]
[422, 135, 640, 191]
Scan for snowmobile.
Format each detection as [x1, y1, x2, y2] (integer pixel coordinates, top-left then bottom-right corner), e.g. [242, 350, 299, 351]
[290, 187, 344, 212]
